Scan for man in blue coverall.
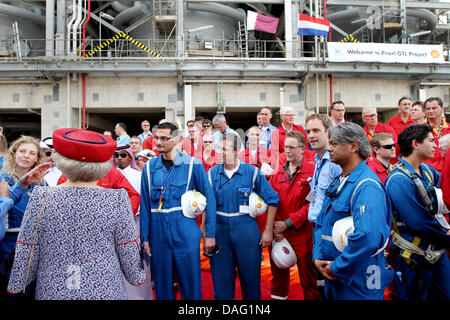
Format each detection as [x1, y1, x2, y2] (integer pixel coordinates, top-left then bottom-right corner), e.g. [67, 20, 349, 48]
[208, 133, 279, 300]
[140, 122, 216, 300]
[385, 124, 450, 300]
[313, 122, 394, 300]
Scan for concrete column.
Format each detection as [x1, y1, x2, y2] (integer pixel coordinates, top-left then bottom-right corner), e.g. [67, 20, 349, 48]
[285, 0, 293, 59]
[55, 0, 65, 56]
[184, 84, 194, 123]
[177, 0, 185, 57]
[46, 0, 55, 57]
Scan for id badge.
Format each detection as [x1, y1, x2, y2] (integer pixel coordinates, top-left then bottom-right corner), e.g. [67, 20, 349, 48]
[305, 190, 316, 202]
[239, 205, 250, 214]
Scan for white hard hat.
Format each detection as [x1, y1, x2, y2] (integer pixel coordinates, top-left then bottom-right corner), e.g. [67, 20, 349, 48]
[271, 238, 297, 269]
[137, 149, 156, 160]
[181, 190, 206, 218]
[332, 216, 355, 252]
[260, 162, 273, 176]
[434, 187, 449, 214]
[249, 192, 268, 217]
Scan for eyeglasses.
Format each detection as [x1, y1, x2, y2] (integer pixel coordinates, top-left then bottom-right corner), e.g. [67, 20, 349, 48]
[379, 143, 396, 149]
[362, 114, 377, 118]
[114, 152, 129, 159]
[333, 109, 345, 112]
[203, 124, 211, 128]
[203, 140, 213, 144]
[153, 135, 172, 142]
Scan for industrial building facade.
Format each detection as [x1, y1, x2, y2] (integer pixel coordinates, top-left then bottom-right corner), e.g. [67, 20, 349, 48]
[0, 0, 449, 140]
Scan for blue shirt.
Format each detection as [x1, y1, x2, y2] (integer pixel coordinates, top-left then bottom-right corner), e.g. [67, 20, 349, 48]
[0, 196, 13, 242]
[0, 173, 37, 257]
[139, 152, 216, 242]
[138, 131, 152, 144]
[308, 150, 342, 222]
[213, 126, 244, 152]
[385, 157, 449, 255]
[116, 133, 131, 145]
[258, 124, 277, 149]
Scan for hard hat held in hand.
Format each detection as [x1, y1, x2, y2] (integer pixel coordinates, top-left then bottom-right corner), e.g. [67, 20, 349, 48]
[249, 192, 268, 217]
[260, 162, 273, 176]
[332, 216, 355, 252]
[181, 190, 206, 218]
[435, 187, 450, 214]
[271, 238, 297, 269]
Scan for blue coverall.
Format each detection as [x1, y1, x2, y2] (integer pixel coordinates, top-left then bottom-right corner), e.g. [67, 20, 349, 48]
[208, 162, 279, 300]
[385, 158, 450, 300]
[313, 161, 394, 300]
[140, 152, 216, 300]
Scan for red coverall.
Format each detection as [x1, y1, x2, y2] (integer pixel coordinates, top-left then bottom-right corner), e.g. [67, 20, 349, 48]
[268, 160, 321, 300]
[58, 166, 141, 216]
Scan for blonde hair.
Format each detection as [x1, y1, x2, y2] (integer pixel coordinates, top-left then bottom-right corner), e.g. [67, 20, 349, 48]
[0, 135, 42, 182]
[52, 152, 111, 182]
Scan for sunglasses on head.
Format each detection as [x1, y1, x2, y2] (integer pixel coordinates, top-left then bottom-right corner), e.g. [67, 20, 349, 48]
[114, 152, 129, 159]
[379, 143, 396, 149]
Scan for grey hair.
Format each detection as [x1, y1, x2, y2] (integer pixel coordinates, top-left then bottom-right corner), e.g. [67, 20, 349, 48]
[362, 105, 377, 114]
[329, 122, 371, 159]
[52, 152, 111, 182]
[220, 133, 241, 151]
[212, 114, 226, 125]
[280, 106, 294, 115]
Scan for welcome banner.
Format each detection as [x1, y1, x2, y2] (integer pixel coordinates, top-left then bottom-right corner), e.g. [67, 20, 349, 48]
[328, 42, 445, 64]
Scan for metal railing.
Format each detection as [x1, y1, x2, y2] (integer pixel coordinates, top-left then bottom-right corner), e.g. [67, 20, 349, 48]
[0, 37, 327, 62]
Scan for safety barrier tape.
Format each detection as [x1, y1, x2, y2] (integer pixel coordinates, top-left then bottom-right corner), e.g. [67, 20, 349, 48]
[85, 31, 164, 60]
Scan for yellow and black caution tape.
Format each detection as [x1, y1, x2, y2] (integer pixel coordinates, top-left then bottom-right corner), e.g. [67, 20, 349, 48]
[339, 34, 359, 43]
[85, 31, 164, 60]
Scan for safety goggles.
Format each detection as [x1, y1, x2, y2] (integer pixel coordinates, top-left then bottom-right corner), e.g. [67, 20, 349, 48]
[114, 152, 129, 159]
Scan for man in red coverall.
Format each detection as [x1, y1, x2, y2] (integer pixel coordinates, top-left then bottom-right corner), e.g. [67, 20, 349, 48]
[268, 130, 321, 300]
[58, 166, 141, 216]
[270, 106, 309, 173]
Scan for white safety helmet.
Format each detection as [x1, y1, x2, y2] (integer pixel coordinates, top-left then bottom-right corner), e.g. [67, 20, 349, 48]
[260, 162, 273, 176]
[332, 216, 355, 252]
[181, 190, 206, 218]
[249, 192, 268, 217]
[271, 238, 297, 269]
[434, 187, 449, 214]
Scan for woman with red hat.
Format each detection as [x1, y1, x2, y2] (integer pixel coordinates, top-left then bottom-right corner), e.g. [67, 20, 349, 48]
[7, 129, 147, 300]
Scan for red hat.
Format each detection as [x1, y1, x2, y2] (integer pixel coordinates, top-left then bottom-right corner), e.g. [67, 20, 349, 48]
[53, 128, 116, 162]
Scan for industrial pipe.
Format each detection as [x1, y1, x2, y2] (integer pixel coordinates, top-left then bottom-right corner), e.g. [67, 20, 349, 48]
[187, 2, 246, 22]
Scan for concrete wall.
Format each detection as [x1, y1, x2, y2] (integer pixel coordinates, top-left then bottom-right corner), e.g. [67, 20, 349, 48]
[0, 76, 448, 138]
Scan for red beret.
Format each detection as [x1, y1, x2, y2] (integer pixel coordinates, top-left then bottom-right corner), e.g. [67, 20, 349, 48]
[53, 128, 116, 162]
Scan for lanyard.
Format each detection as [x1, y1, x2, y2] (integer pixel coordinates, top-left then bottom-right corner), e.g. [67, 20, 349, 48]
[158, 166, 176, 211]
[312, 159, 325, 189]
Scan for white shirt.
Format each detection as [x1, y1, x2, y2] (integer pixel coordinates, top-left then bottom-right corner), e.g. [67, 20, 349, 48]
[44, 166, 62, 187]
[224, 163, 240, 179]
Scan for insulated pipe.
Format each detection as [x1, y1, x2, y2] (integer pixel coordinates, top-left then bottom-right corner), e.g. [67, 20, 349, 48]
[111, 1, 130, 13]
[187, 3, 246, 22]
[0, 3, 45, 25]
[66, 0, 76, 54]
[112, 2, 147, 28]
[72, 0, 83, 55]
[82, 0, 91, 57]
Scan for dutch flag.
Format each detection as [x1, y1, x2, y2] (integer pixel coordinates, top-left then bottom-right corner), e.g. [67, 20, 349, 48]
[298, 14, 330, 37]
